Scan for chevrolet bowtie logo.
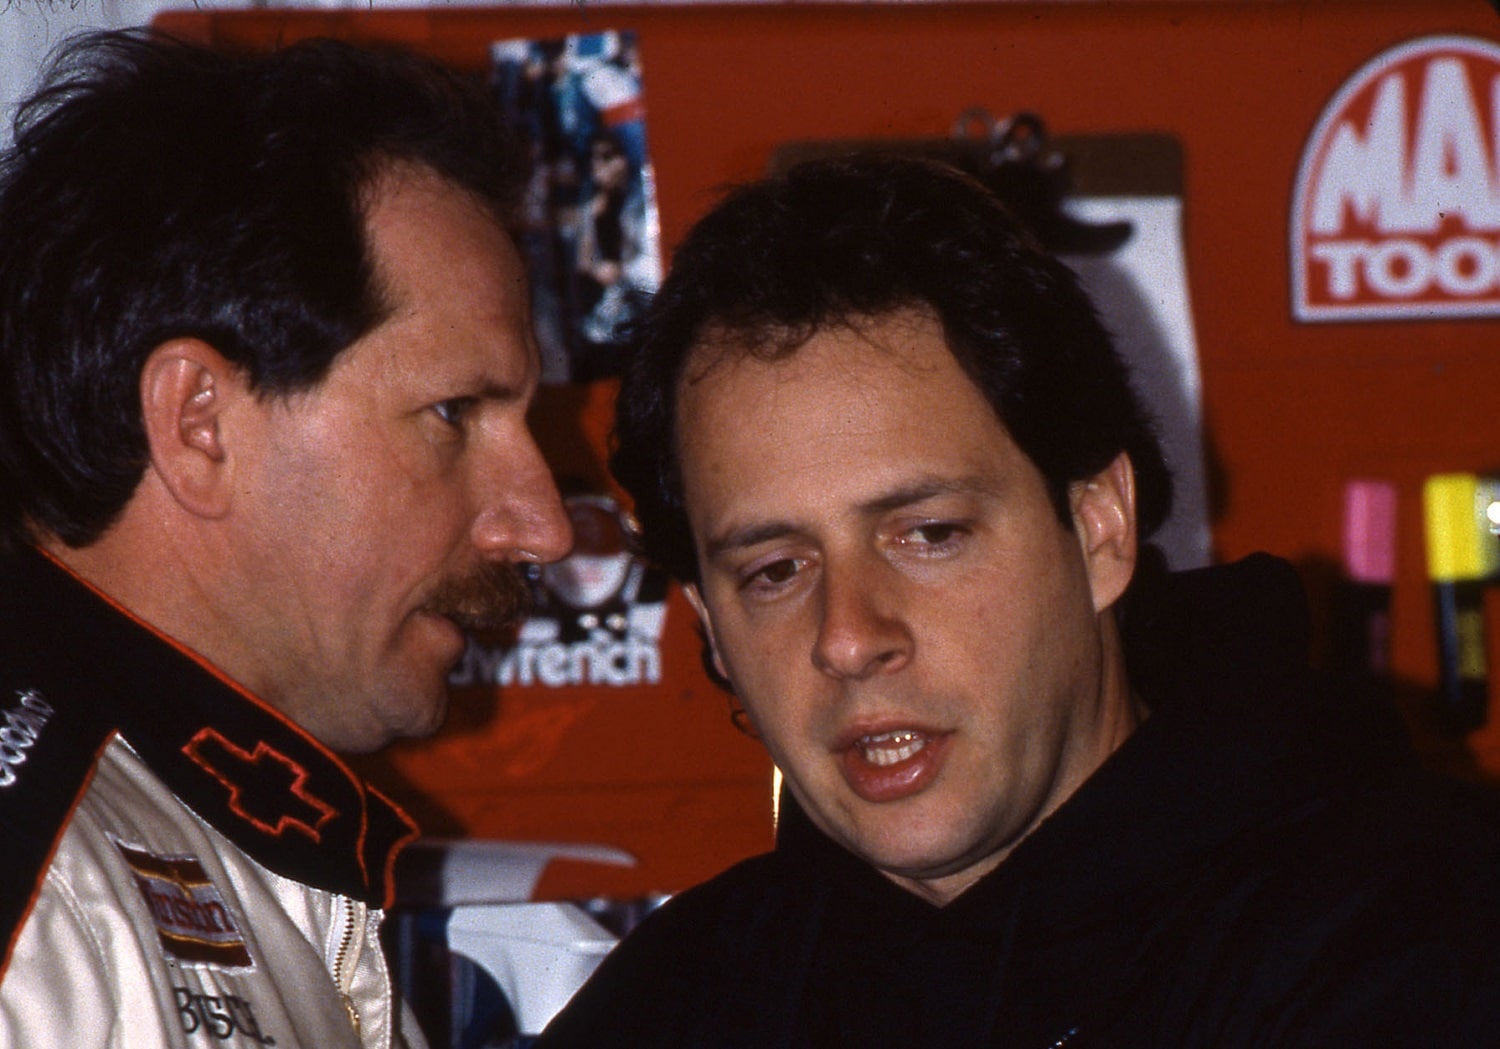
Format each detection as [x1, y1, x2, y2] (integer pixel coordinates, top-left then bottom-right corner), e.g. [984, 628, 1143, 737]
[183, 729, 338, 841]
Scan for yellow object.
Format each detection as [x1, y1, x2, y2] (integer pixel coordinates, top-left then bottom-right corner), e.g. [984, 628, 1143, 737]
[1423, 474, 1500, 582]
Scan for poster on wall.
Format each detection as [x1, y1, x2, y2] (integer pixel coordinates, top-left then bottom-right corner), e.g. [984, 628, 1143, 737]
[1293, 34, 1500, 323]
[491, 30, 663, 383]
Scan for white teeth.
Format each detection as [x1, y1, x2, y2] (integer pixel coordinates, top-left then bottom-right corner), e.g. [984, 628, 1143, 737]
[856, 730, 927, 766]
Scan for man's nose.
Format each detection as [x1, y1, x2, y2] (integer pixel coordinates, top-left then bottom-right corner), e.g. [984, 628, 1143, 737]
[470, 435, 573, 565]
[811, 559, 912, 680]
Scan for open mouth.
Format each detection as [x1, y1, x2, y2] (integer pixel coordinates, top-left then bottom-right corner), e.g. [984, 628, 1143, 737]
[837, 725, 948, 804]
[856, 729, 930, 767]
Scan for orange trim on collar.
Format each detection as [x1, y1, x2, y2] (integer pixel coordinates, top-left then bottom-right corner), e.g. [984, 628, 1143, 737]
[31, 546, 417, 839]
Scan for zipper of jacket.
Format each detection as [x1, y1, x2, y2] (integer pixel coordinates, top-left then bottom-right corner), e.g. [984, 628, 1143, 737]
[334, 896, 365, 1040]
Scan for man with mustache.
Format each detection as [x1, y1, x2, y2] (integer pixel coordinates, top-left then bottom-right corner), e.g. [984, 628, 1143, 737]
[536, 155, 1500, 1047]
[0, 30, 570, 1049]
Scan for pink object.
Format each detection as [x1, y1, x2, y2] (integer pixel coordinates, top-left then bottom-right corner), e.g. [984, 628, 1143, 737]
[1343, 480, 1397, 584]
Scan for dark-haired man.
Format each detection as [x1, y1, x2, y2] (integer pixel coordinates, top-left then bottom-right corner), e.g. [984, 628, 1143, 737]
[536, 155, 1500, 1048]
[0, 31, 571, 1049]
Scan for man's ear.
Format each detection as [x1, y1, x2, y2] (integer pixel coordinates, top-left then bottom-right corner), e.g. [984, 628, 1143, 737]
[1069, 451, 1139, 614]
[683, 582, 731, 682]
[139, 338, 248, 520]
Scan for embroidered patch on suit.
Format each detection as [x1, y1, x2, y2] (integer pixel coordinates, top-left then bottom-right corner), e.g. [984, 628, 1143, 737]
[114, 838, 254, 968]
[182, 729, 337, 842]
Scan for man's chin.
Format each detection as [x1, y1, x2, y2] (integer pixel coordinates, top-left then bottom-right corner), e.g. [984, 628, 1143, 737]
[328, 685, 452, 755]
[344, 722, 443, 758]
[396, 685, 452, 743]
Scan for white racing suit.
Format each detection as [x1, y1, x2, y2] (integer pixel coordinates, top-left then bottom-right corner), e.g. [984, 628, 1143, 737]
[0, 547, 428, 1049]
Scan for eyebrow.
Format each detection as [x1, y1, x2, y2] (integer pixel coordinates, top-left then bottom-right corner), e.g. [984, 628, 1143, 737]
[473, 380, 528, 402]
[460, 342, 543, 404]
[701, 475, 999, 562]
[450, 368, 537, 407]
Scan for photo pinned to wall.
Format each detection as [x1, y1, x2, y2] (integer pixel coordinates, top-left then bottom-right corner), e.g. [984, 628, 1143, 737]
[490, 30, 662, 385]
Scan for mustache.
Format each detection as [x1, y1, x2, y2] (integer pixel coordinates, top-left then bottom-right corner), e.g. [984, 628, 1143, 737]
[422, 563, 530, 642]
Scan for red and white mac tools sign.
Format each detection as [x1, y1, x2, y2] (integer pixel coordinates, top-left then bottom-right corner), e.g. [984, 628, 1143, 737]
[1293, 35, 1500, 322]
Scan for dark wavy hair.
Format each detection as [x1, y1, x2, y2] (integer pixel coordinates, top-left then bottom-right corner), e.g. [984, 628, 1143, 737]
[0, 29, 525, 548]
[611, 153, 1172, 582]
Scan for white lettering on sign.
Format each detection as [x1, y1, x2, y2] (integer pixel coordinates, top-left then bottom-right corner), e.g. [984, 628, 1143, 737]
[1293, 35, 1500, 321]
[452, 633, 664, 689]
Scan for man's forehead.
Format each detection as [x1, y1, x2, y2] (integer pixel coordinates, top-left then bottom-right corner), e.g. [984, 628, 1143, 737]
[360, 158, 501, 224]
[676, 309, 982, 430]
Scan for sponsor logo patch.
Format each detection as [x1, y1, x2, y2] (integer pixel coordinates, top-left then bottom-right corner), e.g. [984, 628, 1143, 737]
[114, 839, 254, 969]
[182, 730, 336, 841]
[1293, 35, 1500, 322]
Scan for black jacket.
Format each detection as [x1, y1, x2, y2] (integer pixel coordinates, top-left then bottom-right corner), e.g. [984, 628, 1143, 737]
[536, 555, 1500, 1048]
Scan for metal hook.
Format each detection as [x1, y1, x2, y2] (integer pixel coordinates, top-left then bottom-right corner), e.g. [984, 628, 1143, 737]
[949, 106, 1130, 255]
